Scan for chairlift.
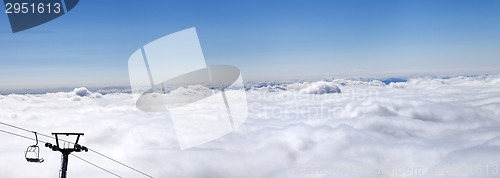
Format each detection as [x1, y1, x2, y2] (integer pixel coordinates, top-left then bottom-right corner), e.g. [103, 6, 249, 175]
[25, 132, 44, 163]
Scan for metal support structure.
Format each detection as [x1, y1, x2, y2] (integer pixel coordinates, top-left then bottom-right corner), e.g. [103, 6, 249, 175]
[60, 152, 70, 178]
[45, 133, 88, 178]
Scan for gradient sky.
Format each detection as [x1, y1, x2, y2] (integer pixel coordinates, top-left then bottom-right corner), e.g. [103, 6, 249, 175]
[1, 0, 500, 91]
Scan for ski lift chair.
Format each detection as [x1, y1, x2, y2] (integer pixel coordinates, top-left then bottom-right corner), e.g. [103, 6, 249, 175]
[25, 132, 44, 163]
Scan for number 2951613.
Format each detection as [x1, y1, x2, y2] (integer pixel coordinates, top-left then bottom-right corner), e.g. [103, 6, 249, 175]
[5, 2, 61, 14]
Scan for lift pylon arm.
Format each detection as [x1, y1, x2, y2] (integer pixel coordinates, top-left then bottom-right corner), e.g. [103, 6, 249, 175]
[45, 133, 88, 178]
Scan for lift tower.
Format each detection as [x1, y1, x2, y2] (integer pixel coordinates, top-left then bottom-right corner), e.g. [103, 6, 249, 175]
[45, 133, 88, 178]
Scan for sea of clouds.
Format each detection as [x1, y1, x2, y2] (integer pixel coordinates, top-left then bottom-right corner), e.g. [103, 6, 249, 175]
[1, 75, 500, 178]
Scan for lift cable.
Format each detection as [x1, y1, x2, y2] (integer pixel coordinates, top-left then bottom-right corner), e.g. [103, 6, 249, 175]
[0, 122, 37, 135]
[0, 129, 47, 144]
[72, 154, 122, 178]
[0, 121, 153, 178]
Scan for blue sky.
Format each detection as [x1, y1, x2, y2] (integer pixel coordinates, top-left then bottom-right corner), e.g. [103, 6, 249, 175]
[1, 0, 500, 91]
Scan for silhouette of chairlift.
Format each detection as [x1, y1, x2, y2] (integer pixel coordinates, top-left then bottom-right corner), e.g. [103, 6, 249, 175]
[25, 132, 44, 163]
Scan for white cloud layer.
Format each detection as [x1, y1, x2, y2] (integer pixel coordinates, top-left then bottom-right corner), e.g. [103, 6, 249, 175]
[1, 75, 500, 178]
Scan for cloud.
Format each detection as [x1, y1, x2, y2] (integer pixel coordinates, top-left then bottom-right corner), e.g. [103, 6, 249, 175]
[72, 87, 93, 97]
[0, 75, 499, 177]
[299, 81, 341, 94]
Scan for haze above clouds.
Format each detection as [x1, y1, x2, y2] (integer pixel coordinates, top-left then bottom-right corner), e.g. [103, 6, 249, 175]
[0, 75, 499, 178]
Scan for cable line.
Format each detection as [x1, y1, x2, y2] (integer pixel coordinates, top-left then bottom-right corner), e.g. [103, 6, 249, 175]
[0, 121, 154, 178]
[72, 154, 123, 178]
[0, 122, 38, 134]
[0, 129, 47, 143]
[87, 148, 153, 178]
